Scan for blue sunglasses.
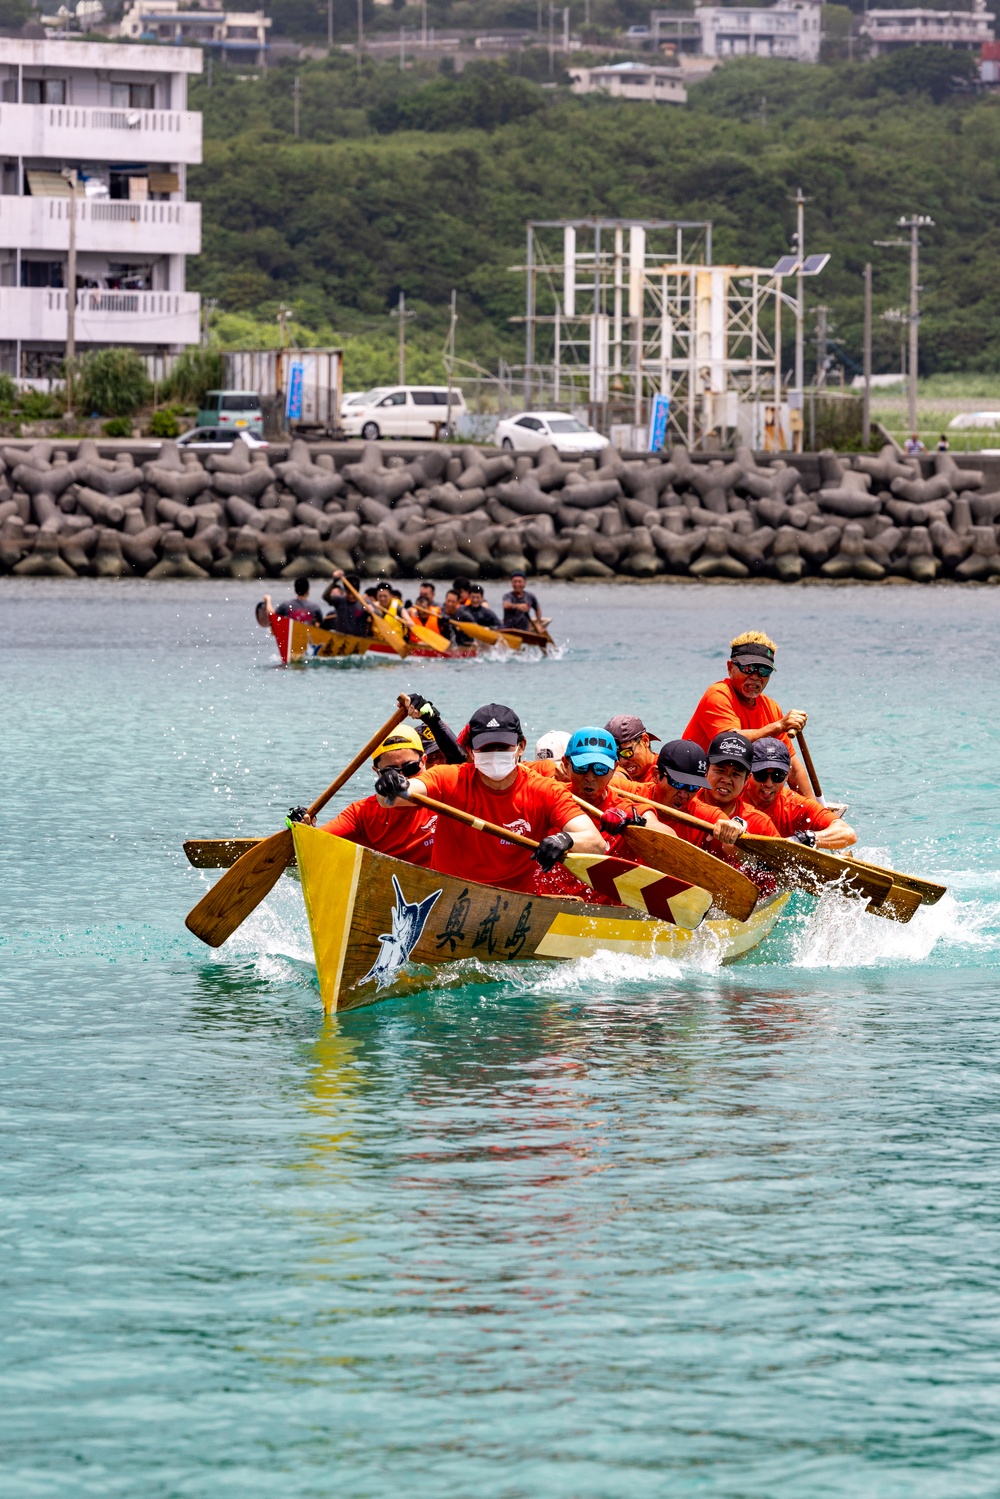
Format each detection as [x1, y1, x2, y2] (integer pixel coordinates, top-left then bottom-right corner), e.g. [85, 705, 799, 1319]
[569, 761, 614, 777]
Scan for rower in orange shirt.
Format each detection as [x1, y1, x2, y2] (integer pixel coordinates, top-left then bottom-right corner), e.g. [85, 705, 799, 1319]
[629, 739, 714, 846]
[315, 726, 438, 865]
[374, 702, 606, 894]
[684, 630, 811, 795]
[605, 714, 661, 784]
[744, 738, 857, 850]
[534, 726, 646, 902]
[681, 732, 781, 893]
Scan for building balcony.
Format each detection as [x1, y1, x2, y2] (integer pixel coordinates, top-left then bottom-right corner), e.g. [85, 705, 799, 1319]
[0, 196, 201, 256]
[0, 102, 202, 166]
[0, 286, 200, 346]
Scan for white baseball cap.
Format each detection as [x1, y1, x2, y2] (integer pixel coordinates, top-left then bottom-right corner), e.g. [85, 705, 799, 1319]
[534, 730, 570, 760]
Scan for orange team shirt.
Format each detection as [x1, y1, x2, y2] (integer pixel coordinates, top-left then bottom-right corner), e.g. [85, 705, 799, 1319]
[750, 784, 834, 838]
[684, 680, 791, 752]
[686, 793, 781, 893]
[524, 758, 568, 780]
[322, 796, 437, 866]
[533, 782, 630, 903]
[419, 762, 580, 894]
[643, 799, 709, 848]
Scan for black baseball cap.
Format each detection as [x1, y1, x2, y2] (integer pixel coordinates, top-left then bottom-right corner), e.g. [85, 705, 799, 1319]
[468, 703, 523, 749]
[752, 737, 791, 773]
[730, 640, 776, 670]
[707, 731, 753, 773]
[656, 739, 710, 789]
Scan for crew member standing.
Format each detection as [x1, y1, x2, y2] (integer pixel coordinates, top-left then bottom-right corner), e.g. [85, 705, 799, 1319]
[503, 571, 542, 631]
[374, 703, 606, 893]
[256, 576, 323, 627]
[684, 631, 811, 795]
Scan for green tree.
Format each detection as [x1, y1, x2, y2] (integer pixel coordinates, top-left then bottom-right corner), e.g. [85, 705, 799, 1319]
[78, 348, 151, 416]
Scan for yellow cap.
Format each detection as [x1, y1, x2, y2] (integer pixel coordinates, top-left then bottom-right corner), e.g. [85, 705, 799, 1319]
[371, 726, 424, 766]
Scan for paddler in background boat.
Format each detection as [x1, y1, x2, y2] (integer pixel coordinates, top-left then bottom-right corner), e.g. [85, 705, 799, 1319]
[374, 702, 607, 893]
[255, 576, 324, 629]
[456, 584, 502, 633]
[534, 727, 645, 902]
[298, 727, 438, 866]
[438, 589, 467, 646]
[452, 576, 474, 607]
[322, 570, 372, 636]
[503, 571, 544, 632]
[745, 738, 857, 849]
[684, 631, 811, 795]
[606, 714, 661, 784]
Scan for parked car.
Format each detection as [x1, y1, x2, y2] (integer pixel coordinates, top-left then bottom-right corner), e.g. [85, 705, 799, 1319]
[340, 390, 374, 419]
[494, 411, 609, 455]
[340, 385, 468, 441]
[196, 390, 264, 436]
[176, 427, 269, 452]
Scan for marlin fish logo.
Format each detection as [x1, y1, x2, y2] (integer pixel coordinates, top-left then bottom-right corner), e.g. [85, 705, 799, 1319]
[359, 875, 443, 992]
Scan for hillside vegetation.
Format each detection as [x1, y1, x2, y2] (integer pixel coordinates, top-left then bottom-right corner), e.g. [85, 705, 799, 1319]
[189, 49, 998, 384]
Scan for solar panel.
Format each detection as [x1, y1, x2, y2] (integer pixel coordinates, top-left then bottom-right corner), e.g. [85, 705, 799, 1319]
[802, 253, 830, 275]
[772, 254, 799, 276]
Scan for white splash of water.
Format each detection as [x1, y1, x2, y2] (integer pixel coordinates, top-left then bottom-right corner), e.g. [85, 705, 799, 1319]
[790, 887, 995, 969]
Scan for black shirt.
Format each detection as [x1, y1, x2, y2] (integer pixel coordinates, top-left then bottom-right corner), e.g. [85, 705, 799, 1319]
[323, 599, 371, 637]
[457, 603, 500, 629]
[502, 589, 540, 630]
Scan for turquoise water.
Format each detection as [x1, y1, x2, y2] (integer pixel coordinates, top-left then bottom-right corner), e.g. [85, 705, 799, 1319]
[3, 578, 1000, 1497]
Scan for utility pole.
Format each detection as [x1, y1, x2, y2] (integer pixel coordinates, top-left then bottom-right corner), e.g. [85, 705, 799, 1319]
[445, 287, 457, 435]
[62, 168, 77, 416]
[421, 0, 427, 45]
[862, 261, 872, 448]
[548, 2, 554, 73]
[791, 187, 809, 406]
[327, 0, 333, 47]
[201, 296, 217, 348]
[293, 73, 300, 135]
[390, 291, 414, 384]
[563, 6, 569, 52]
[876, 214, 933, 438]
[357, 0, 363, 73]
[399, 23, 405, 69]
[814, 304, 829, 391]
[277, 304, 291, 347]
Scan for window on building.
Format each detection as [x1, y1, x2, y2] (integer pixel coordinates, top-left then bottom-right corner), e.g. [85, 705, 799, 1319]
[23, 79, 67, 105]
[20, 261, 64, 288]
[111, 82, 155, 110]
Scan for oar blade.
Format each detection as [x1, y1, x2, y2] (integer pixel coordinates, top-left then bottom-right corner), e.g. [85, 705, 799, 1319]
[738, 835, 893, 905]
[867, 884, 923, 924]
[565, 853, 712, 930]
[845, 854, 946, 906]
[621, 825, 758, 922]
[184, 837, 264, 868]
[407, 619, 451, 654]
[185, 827, 294, 947]
[371, 613, 410, 657]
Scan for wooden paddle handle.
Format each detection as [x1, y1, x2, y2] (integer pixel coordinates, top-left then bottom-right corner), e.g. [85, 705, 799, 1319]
[792, 730, 823, 800]
[406, 788, 541, 852]
[305, 701, 408, 820]
[614, 786, 716, 834]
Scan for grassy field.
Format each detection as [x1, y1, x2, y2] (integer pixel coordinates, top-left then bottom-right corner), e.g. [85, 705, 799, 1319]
[869, 376, 1000, 451]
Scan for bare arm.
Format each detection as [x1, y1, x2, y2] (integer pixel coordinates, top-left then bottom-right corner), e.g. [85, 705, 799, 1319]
[563, 812, 608, 856]
[814, 818, 856, 850]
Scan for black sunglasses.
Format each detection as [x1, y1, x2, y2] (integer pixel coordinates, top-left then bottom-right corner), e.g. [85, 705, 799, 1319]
[571, 762, 613, 778]
[738, 663, 774, 679]
[664, 772, 702, 793]
[752, 768, 787, 784]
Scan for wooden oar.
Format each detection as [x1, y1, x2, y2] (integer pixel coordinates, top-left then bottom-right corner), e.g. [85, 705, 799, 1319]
[614, 787, 896, 910]
[185, 837, 264, 868]
[400, 608, 452, 655]
[404, 788, 712, 930]
[446, 616, 524, 651]
[500, 625, 552, 649]
[185, 702, 408, 947]
[340, 576, 410, 658]
[794, 730, 823, 801]
[573, 795, 758, 922]
[842, 855, 946, 906]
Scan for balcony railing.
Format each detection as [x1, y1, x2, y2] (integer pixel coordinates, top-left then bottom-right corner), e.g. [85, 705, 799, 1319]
[0, 103, 202, 165]
[0, 197, 202, 255]
[0, 286, 201, 345]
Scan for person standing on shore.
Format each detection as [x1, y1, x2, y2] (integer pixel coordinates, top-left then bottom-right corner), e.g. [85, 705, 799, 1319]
[683, 631, 811, 795]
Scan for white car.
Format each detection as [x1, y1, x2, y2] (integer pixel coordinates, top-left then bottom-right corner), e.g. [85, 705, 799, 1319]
[340, 389, 376, 419]
[494, 411, 610, 455]
[340, 385, 468, 441]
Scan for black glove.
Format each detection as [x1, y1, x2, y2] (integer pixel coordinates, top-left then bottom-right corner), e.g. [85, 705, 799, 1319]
[792, 829, 817, 847]
[375, 765, 410, 803]
[287, 805, 310, 823]
[533, 831, 573, 871]
[407, 692, 439, 723]
[599, 806, 645, 835]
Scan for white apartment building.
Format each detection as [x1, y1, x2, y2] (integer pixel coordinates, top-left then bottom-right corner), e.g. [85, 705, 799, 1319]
[118, 1, 271, 65]
[860, 4, 994, 55]
[568, 60, 687, 102]
[0, 36, 202, 378]
[652, 0, 823, 62]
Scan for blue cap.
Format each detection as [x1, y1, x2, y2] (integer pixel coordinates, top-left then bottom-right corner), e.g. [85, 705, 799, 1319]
[565, 726, 619, 772]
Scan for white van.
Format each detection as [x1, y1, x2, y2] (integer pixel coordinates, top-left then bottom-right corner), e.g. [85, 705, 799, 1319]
[341, 385, 467, 441]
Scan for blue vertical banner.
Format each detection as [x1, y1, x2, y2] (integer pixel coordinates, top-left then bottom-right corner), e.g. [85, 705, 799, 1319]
[647, 392, 670, 453]
[286, 362, 304, 422]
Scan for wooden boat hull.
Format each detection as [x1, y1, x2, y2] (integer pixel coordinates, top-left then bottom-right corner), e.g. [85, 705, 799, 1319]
[291, 824, 790, 1013]
[270, 616, 477, 665]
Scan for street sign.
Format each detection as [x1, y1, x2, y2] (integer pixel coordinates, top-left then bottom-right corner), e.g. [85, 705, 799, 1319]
[285, 361, 304, 422]
[647, 392, 670, 452]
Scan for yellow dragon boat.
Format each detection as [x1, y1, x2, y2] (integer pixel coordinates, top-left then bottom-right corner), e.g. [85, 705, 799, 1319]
[288, 825, 790, 1013]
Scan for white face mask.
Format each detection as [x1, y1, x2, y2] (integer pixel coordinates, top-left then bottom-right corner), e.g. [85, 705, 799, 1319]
[473, 749, 519, 780]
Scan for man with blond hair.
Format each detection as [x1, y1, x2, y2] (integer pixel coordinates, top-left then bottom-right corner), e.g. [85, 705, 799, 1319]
[683, 629, 811, 795]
